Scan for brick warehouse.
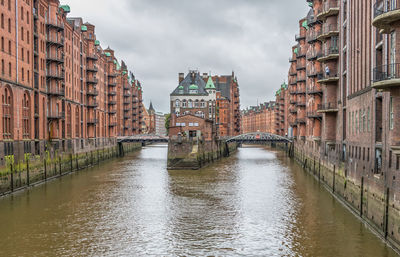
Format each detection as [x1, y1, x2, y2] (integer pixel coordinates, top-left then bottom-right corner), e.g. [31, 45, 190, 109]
[0, 0, 144, 163]
[169, 70, 241, 139]
[241, 101, 278, 134]
[271, 0, 400, 248]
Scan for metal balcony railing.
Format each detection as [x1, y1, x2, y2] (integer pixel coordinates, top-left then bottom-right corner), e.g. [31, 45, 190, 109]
[322, 23, 339, 35]
[323, 0, 339, 12]
[373, 63, 400, 82]
[47, 111, 65, 119]
[46, 53, 64, 63]
[46, 70, 64, 79]
[318, 102, 338, 111]
[47, 87, 65, 96]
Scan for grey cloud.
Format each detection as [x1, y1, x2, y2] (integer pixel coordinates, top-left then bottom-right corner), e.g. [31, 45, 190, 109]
[61, 0, 309, 112]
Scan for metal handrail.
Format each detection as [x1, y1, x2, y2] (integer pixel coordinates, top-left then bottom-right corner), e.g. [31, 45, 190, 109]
[373, 63, 400, 82]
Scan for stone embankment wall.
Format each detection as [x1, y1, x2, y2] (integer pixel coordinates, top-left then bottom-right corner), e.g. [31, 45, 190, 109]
[0, 142, 142, 197]
[167, 139, 237, 170]
[285, 142, 400, 252]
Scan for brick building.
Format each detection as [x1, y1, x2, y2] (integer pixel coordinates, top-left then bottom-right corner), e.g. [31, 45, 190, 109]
[271, 0, 400, 246]
[241, 101, 278, 134]
[169, 70, 240, 139]
[0, 1, 144, 162]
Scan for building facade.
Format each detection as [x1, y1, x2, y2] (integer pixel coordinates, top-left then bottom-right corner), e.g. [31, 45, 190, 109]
[271, 0, 400, 246]
[0, 0, 144, 163]
[241, 101, 278, 134]
[169, 70, 240, 139]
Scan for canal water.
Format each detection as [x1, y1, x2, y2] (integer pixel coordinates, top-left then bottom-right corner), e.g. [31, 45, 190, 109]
[0, 144, 398, 256]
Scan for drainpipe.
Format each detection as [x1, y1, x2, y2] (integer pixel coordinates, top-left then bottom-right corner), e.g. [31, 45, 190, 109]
[15, 0, 19, 83]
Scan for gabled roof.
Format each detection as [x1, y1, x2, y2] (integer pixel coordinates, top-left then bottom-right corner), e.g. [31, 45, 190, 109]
[170, 71, 208, 96]
[205, 76, 216, 89]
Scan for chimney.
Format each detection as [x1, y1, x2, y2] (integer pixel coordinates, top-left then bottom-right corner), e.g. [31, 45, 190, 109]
[202, 73, 208, 79]
[179, 73, 184, 83]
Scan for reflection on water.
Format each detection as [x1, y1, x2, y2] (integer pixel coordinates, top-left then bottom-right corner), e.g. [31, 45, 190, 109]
[0, 144, 397, 256]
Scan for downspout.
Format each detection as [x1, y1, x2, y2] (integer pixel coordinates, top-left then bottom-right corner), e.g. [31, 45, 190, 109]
[15, 0, 18, 83]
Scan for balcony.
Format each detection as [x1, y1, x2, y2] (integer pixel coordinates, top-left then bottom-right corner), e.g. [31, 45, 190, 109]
[296, 118, 306, 124]
[295, 33, 306, 41]
[87, 102, 98, 108]
[108, 81, 117, 87]
[307, 111, 323, 119]
[317, 46, 339, 62]
[296, 50, 306, 59]
[297, 76, 306, 83]
[296, 64, 306, 71]
[86, 65, 98, 73]
[317, 24, 339, 41]
[296, 101, 306, 107]
[86, 77, 98, 84]
[46, 70, 64, 80]
[47, 111, 65, 120]
[46, 20, 65, 31]
[373, 63, 400, 89]
[373, 0, 400, 33]
[296, 89, 306, 95]
[87, 119, 98, 125]
[307, 86, 323, 95]
[289, 89, 297, 95]
[46, 35, 64, 47]
[86, 54, 98, 60]
[109, 110, 117, 115]
[307, 50, 323, 61]
[108, 90, 116, 96]
[318, 102, 338, 113]
[289, 108, 297, 114]
[307, 30, 322, 44]
[317, 1, 340, 20]
[87, 89, 99, 96]
[290, 99, 296, 104]
[289, 57, 296, 63]
[109, 122, 117, 127]
[46, 53, 64, 63]
[307, 70, 323, 78]
[123, 93, 131, 97]
[317, 73, 339, 84]
[47, 87, 65, 97]
[124, 115, 130, 120]
[289, 79, 297, 86]
[108, 72, 118, 78]
[289, 70, 297, 76]
[108, 100, 117, 105]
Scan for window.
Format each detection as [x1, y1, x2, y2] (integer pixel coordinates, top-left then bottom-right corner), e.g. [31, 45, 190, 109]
[21, 7, 23, 20]
[175, 100, 180, 108]
[1, 37, 3, 51]
[8, 40, 10, 54]
[188, 100, 193, 108]
[2, 87, 12, 139]
[7, 18, 10, 32]
[8, 62, 10, 76]
[22, 92, 30, 138]
[1, 13, 3, 29]
[362, 109, 366, 132]
[66, 104, 71, 138]
[390, 97, 394, 130]
[182, 100, 187, 108]
[1, 59, 3, 74]
[21, 27, 24, 41]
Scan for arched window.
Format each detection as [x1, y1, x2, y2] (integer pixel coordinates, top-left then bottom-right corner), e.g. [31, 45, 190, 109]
[175, 99, 180, 108]
[182, 99, 187, 108]
[200, 100, 205, 108]
[195, 99, 199, 108]
[1, 37, 3, 51]
[22, 92, 30, 138]
[188, 100, 193, 108]
[2, 86, 13, 139]
[1, 13, 4, 29]
[75, 107, 79, 137]
[66, 104, 71, 138]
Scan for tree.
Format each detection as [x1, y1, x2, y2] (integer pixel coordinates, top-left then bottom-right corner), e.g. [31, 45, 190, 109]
[165, 113, 171, 134]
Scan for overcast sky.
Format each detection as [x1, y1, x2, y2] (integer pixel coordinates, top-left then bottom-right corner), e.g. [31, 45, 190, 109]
[61, 0, 309, 113]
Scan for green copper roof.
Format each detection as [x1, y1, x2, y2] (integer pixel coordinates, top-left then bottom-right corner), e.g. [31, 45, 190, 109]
[281, 82, 288, 89]
[308, 2, 313, 7]
[81, 25, 87, 32]
[189, 84, 198, 90]
[294, 48, 298, 54]
[122, 71, 127, 75]
[95, 40, 100, 46]
[302, 20, 309, 30]
[105, 52, 111, 57]
[178, 85, 184, 89]
[205, 76, 216, 89]
[60, 5, 70, 13]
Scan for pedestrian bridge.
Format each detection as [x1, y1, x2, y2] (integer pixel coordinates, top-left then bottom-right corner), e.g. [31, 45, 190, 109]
[226, 132, 292, 144]
[117, 134, 169, 144]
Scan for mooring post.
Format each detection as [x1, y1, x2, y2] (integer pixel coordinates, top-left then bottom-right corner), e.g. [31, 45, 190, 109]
[26, 157, 30, 186]
[70, 154, 73, 172]
[333, 165, 336, 193]
[44, 158, 47, 181]
[10, 163, 14, 192]
[59, 156, 62, 176]
[360, 176, 364, 217]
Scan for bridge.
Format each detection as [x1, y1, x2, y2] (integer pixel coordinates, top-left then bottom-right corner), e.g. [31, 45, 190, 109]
[117, 134, 169, 144]
[226, 132, 292, 144]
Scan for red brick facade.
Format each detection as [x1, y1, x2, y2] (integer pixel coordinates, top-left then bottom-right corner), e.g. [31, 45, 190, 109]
[241, 101, 278, 134]
[0, 0, 144, 162]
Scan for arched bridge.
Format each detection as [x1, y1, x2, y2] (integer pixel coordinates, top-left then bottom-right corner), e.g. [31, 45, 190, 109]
[226, 132, 292, 144]
[117, 134, 169, 144]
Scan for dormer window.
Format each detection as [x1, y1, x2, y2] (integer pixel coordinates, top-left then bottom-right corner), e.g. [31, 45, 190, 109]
[179, 90, 184, 94]
[189, 89, 198, 94]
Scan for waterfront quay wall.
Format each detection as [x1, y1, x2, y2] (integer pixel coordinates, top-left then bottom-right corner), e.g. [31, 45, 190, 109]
[0, 142, 142, 197]
[286, 140, 400, 252]
[167, 138, 238, 170]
